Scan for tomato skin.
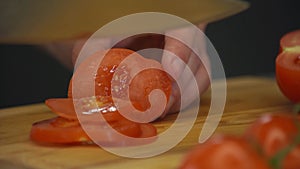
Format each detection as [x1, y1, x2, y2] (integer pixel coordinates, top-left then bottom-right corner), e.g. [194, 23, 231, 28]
[244, 114, 300, 169]
[180, 135, 270, 169]
[276, 30, 300, 103]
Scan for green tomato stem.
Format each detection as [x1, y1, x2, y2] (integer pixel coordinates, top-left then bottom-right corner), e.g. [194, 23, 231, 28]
[269, 131, 300, 169]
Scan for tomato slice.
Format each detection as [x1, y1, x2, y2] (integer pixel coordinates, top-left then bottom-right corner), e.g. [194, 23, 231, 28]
[106, 123, 158, 146]
[30, 116, 157, 145]
[45, 98, 77, 120]
[85, 120, 157, 147]
[139, 123, 157, 138]
[30, 117, 91, 144]
[244, 114, 300, 169]
[276, 30, 300, 103]
[45, 97, 124, 122]
[180, 135, 270, 169]
[43, 97, 158, 145]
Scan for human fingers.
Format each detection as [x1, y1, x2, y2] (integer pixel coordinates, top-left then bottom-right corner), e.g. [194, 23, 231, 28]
[72, 37, 112, 68]
[161, 27, 196, 80]
[168, 54, 210, 113]
[161, 24, 209, 115]
[113, 33, 164, 51]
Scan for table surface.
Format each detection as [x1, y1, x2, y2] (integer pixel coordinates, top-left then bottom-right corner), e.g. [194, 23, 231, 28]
[0, 76, 293, 169]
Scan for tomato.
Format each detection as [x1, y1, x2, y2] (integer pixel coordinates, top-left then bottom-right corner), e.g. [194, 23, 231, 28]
[30, 116, 158, 145]
[139, 123, 157, 138]
[32, 48, 167, 145]
[45, 97, 124, 122]
[43, 98, 158, 143]
[68, 48, 134, 98]
[94, 48, 134, 97]
[69, 48, 172, 112]
[244, 114, 300, 169]
[30, 117, 91, 144]
[276, 29, 300, 103]
[45, 98, 77, 120]
[180, 135, 270, 169]
[128, 68, 172, 111]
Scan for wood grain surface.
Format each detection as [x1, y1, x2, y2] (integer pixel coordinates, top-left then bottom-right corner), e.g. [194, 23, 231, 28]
[0, 76, 293, 169]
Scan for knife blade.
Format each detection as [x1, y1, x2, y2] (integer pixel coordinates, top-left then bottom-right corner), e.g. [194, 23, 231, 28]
[0, 0, 249, 44]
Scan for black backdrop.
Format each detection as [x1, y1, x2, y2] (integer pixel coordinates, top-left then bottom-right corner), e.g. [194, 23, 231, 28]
[1, 0, 299, 108]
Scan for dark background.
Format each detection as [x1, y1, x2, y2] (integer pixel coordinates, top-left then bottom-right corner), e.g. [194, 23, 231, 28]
[1, 0, 300, 108]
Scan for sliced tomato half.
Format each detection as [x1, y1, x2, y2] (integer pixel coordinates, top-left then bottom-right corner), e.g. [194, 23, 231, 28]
[276, 29, 300, 103]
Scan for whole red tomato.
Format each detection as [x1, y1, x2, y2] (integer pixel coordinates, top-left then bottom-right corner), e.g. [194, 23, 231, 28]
[180, 135, 271, 169]
[276, 29, 300, 103]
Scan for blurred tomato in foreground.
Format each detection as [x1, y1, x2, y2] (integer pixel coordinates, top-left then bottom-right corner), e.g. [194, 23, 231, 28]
[180, 135, 270, 169]
[244, 114, 300, 169]
[180, 113, 300, 169]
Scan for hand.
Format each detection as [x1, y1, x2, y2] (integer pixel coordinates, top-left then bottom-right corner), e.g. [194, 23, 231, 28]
[161, 24, 210, 115]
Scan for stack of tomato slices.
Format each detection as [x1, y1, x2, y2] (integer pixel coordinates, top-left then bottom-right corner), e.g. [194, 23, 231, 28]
[30, 48, 172, 146]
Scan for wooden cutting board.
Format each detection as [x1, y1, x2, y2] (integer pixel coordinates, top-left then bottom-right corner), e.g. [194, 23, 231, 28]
[0, 76, 293, 169]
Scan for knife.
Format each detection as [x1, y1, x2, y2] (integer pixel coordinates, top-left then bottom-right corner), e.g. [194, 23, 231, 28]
[0, 0, 249, 44]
